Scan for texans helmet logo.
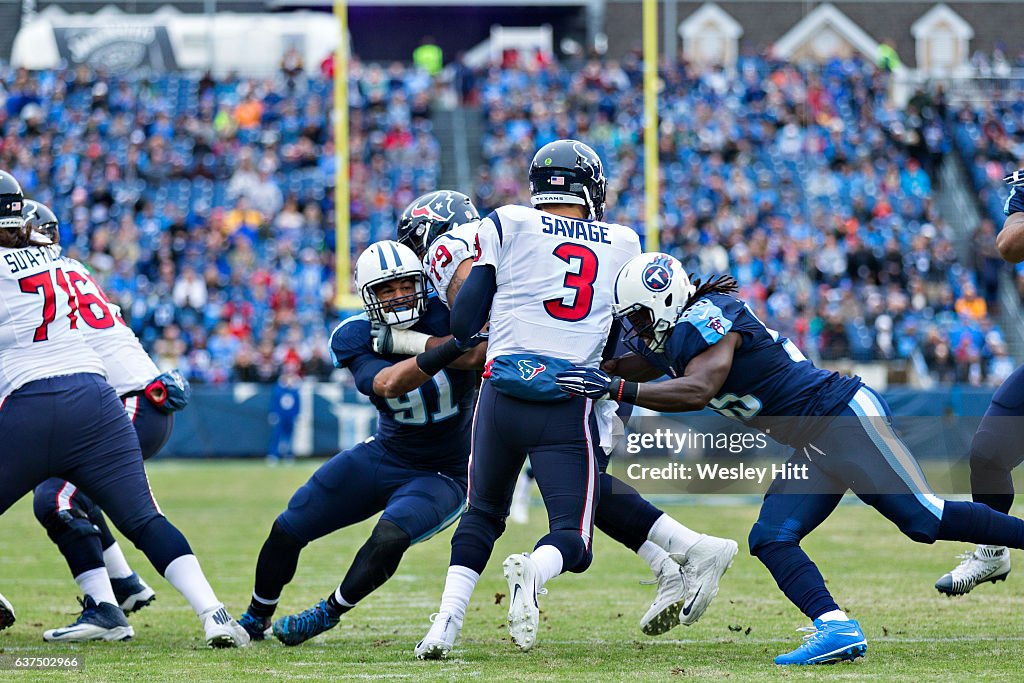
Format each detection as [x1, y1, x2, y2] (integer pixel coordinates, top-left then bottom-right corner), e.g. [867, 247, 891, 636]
[409, 191, 456, 224]
[518, 359, 547, 381]
[641, 256, 674, 293]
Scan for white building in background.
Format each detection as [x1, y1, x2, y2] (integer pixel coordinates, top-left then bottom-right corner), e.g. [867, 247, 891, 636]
[772, 3, 880, 63]
[911, 4, 974, 76]
[679, 3, 743, 68]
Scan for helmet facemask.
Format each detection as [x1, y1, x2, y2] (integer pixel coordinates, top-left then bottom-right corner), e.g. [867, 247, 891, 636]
[360, 272, 429, 330]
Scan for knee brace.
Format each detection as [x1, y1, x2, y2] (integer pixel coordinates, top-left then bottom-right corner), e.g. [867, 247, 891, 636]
[337, 521, 412, 604]
[364, 520, 411, 566]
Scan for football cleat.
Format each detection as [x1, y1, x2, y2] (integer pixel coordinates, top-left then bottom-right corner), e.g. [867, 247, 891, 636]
[677, 535, 738, 626]
[272, 599, 340, 646]
[0, 592, 15, 631]
[200, 604, 250, 648]
[239, 611, 272, 642]
[774, 619, 867, 665]
[111, 572, 156, 615]
[935, 545, 1011, 596]
[640, 555, 688, 636]
[43, 596, 133, 642]
[503, 553, 543, 652]
[415, 612, 462, 660]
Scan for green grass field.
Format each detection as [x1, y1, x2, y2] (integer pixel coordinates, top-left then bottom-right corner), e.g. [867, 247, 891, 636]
[2, 460, 1023, 681]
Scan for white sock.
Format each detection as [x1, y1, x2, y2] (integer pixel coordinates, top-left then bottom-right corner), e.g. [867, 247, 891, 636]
[334, 587, 355, 608]
[637, 540, 671, 572]
[648, 514, 703, 556]
[438, 565, 479, 623]
[163, 555, 220, 616]
[75, 567, 118, 607]
[102, 543, 134, 580]
[817, 609, 849, 622]
[530, 545, 564, 587]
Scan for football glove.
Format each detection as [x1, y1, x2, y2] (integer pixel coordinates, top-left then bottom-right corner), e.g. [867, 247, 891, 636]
[371, 322, 431, 356]
[144, 369, 192, 414]
[556, 367, 618, 400]
[454, 330, 488, 352]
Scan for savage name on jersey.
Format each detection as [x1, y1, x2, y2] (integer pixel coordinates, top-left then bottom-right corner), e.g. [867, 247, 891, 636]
[474, 204, 641, 366]
[330, 297, 476, 472]
[664, 293, 863, 446]
[0, 243, 106, 401]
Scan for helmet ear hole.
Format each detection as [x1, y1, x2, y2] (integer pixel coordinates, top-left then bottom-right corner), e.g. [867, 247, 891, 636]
[665, 293, 673, 307]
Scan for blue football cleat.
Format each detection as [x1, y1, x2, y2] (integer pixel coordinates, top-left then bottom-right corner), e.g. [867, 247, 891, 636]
[111, 572, 156, 614]
[239, 611, 272, 641]
[43, 596, 134, 642]
[774, 618, 867, 665]
[272, 600, 340, 646]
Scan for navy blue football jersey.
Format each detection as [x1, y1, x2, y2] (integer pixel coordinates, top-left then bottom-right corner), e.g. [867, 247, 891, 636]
[663, 293, 862, 446]
[330, 298, 476, 472]
[1005, 184, 1024, 216]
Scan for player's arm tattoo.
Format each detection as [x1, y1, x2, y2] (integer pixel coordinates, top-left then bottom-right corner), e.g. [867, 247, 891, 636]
[445, 259, 473, 306]
[630, 332, 741, 412]
[997, 212, 1024, 263]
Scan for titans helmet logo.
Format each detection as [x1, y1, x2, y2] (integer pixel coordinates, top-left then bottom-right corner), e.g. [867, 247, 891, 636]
[641, 256, 674, 293]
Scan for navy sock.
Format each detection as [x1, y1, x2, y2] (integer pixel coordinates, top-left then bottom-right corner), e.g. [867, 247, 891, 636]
[449, 507, 505, 575]
[249, 521, 307, 617]
[937, 500, 1024, 547]
[594, 474, 663, 552]
[753, 541, 838, 621]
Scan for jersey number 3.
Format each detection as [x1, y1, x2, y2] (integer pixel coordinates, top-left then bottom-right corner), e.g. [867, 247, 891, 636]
[543, 243, 598, 322]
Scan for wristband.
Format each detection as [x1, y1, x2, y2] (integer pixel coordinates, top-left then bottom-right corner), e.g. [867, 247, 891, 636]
[615, 379, 639, 404]
[415, 338, 464, 376]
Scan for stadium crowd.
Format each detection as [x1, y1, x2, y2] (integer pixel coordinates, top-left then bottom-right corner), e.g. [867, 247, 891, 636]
[0, 54, 1013, 386]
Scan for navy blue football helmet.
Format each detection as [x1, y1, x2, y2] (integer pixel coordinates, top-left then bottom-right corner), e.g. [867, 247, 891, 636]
[528, 140, 606, 221]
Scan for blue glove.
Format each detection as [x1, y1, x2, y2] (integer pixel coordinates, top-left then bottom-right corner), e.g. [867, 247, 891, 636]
[1005, 169, 1024, 216]
[556, 366, 617, 400]
[454, 330, 489, 352]
[144, 369, 192, 413]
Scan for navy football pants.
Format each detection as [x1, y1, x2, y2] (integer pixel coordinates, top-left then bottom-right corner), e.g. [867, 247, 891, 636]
[32, 395, 174, 577]
[276, 437, 467, 545]
[451, 380, 600, 575]
[0, 374, 189, 574]
[968, 363, 1024, 513]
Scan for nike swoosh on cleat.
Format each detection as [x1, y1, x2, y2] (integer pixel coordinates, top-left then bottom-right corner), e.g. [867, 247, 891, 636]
[512, 584, 521, 606]
[835, 632, 862, 637]
[681, 585, 703, 616]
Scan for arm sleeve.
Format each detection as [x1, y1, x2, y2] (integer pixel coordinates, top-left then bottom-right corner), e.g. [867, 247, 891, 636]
[450, 264, 496, 341]
[347, 353, 393, 397]
[602, 319, 624, 361]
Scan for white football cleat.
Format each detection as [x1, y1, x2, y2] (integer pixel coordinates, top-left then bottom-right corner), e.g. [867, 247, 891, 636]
[503, 553, 542, 651]
[640, 555, 688, 636]
[414, 612, 462, 660]
[200, 604, 251, 648]
[935, 545, 1011, 596]
[676, 535, 738, 626]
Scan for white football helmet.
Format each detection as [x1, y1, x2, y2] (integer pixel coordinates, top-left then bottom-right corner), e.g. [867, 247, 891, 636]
[612, 252, 695, 353]
[354, 240, 429, 329]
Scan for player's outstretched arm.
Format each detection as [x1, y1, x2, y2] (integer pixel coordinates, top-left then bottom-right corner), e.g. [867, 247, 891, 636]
[602, 353, 667, 382]
[558, 332, 741, 412]
[996, 212, 1024, 263]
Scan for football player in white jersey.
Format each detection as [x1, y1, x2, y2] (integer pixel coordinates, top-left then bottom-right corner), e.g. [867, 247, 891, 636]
[391, 189, 737, 647]
[414, 139, 658, 657]
[0, 180, 248, 648]
[23, 201, 192, 641]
